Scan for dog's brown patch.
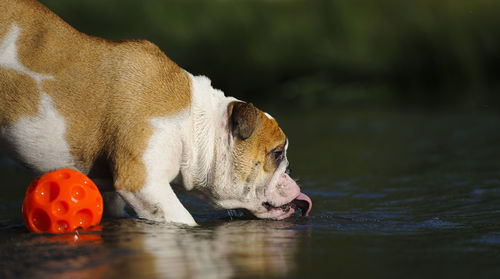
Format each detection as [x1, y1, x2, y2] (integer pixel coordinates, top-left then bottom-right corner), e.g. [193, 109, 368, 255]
[231, 105, 286, 184]
[0, 68, 41, 125]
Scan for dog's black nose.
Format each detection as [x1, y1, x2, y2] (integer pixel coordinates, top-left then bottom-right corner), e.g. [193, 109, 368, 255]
[285, 165, 292, 176]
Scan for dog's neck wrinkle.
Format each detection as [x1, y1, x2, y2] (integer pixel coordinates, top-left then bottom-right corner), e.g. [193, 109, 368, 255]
[190, 95, 217, 189]
[183, 74, 235, 192]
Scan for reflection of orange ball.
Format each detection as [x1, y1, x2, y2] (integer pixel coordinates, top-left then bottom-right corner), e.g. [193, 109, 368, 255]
[22, 169, 103, 233]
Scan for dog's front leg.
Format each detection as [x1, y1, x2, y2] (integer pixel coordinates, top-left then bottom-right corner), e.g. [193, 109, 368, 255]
[117, 183, 197, 226]
[112, 154, 197, 226]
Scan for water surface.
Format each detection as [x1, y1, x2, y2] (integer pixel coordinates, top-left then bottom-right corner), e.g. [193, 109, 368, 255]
[1, 108, 499, 278]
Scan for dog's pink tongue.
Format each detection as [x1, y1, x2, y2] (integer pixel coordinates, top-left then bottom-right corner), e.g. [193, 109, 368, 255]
[292, 192, 312, 216]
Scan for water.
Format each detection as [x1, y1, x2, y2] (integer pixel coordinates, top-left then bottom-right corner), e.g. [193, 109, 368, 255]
[1, 107, 500, 278]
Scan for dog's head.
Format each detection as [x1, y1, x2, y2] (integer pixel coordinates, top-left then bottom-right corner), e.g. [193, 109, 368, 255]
[204, 101, 311, 219]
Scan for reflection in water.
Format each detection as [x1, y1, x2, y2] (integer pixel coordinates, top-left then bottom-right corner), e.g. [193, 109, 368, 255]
[106, 219, 301, 278]
[0, 219, 302, 278]
[0, 227, 108, 279]
[40, 225, 103, 245]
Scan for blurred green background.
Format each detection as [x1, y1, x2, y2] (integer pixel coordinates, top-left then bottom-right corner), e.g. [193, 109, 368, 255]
[39, 0, 500, 109]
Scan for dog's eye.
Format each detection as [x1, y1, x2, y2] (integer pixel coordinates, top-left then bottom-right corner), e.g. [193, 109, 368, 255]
[272, 148, 284, 162]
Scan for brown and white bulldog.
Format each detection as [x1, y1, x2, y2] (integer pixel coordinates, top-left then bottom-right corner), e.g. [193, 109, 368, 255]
[0, 0, 311, 225]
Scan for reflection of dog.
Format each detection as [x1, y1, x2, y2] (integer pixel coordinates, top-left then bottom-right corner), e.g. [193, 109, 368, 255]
[0, 0, 311, 225]
[115, 219, 299, 279]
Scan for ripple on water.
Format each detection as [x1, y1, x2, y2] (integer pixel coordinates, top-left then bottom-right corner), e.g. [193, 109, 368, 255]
[353, 192, 387, 199]
[478, 233, 500, 245]
[306, 189, 349, 198]
[416, 217, 464, 230]
[470, 188, 500, 195]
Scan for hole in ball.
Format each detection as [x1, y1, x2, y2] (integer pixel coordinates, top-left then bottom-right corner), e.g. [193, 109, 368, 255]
[74, 209, 93, 228]
[27, 178, 39, 193]
[71, 185, 86, 201]
[56, 220, 70, 232]
[52, 201, 69, 216]
[31, 208, 51, 232]
[58, 171, 71, 179]
[35, 182, 60, 204]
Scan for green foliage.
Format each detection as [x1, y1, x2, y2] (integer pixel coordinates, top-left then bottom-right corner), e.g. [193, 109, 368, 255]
[40, 0, 500, 108]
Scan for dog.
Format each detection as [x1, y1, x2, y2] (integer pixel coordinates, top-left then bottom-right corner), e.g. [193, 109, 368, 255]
[0, 0, 311, 225]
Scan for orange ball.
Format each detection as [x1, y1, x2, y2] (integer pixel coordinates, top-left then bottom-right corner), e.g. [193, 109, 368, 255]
[22, 169, 103, 233]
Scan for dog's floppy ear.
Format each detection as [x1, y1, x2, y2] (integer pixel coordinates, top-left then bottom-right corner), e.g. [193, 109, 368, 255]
[228, 101, 258, 140]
